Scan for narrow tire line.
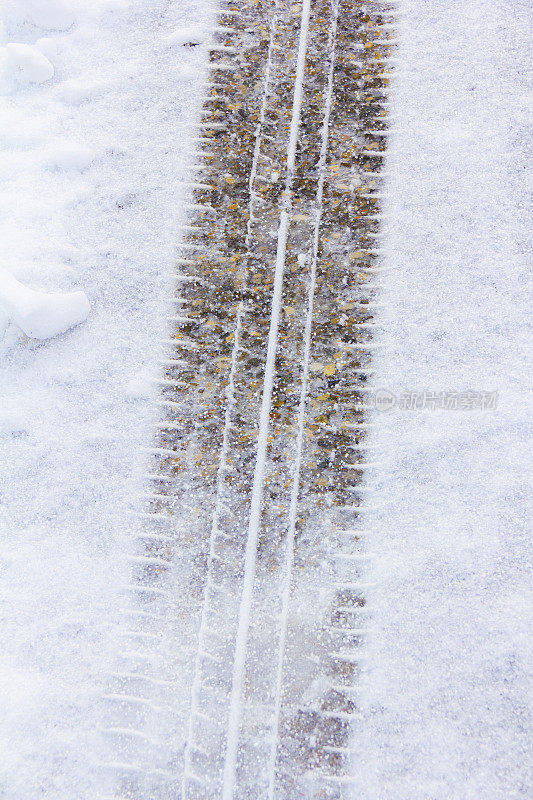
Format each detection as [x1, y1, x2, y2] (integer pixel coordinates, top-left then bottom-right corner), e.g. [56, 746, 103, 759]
[265, 3, 340, 797]
[180, 306, 243, 794]
[182, 11, 280, 796]
[221, 3, 313, 798]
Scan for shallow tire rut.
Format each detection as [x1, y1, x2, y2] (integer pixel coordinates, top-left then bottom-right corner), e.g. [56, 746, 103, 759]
[103, 2, 395, 798]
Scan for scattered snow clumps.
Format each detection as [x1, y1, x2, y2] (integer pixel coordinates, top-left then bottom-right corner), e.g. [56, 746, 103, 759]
[2, 43, 54, 84]
[0, 268, 90, 340]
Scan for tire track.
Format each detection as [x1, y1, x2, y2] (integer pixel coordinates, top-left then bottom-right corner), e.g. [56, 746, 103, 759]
[101, 1, 396, 798]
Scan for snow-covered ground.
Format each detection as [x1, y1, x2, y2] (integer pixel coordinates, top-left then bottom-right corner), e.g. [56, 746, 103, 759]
[0, 1, 212, 797]
[353, 1, 532, 798]
[0, 0, 530, 798]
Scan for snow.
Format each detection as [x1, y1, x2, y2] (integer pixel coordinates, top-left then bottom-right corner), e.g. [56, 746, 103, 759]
[166, 25, 205, 47]
[0, 0, 213, 797]
[35, 37, 59, 61]
[352, 1, 532, 798]
[52, 77, 102, 105]
[0, 267, 90, 339]
[2, 42, 55, 83]
[43, 141, 96, 171]
[20, 0, 76, 31]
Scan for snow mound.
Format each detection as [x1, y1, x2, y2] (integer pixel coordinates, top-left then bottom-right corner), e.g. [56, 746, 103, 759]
[166, 26, 204, 47]
[3, 43, 54, 84]
[43, 142, 95, 171]
[0, 269, 90, 340]
[23, 0, 75, 31]
[35, 37, 58, 61]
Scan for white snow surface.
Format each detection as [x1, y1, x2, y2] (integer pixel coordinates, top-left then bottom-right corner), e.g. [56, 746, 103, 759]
[0, 0, 212, 798]
[353, 1, 532, 798]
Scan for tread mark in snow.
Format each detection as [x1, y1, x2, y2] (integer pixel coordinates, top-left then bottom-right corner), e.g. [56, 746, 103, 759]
[102, 1, 396, 798]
